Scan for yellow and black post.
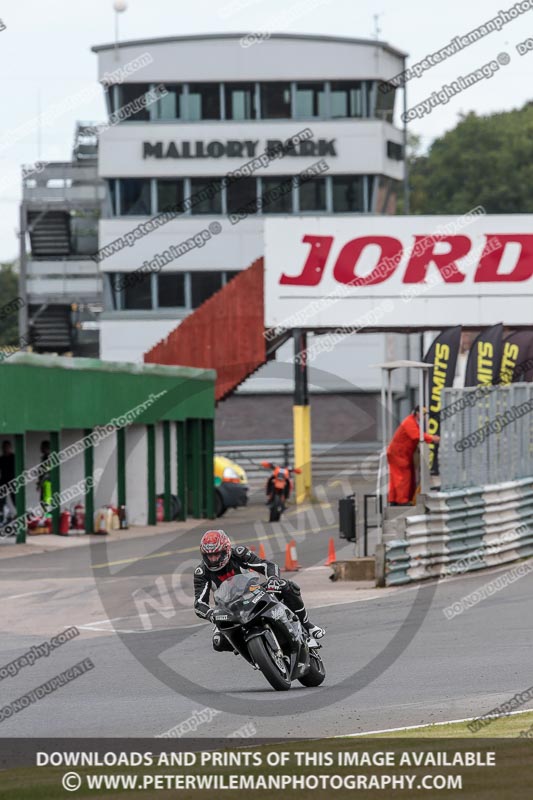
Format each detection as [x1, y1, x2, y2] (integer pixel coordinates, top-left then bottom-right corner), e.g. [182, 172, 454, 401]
[293, 329, 312, 504]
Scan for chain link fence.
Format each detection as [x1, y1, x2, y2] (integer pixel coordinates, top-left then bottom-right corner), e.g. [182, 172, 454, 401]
[440, 383, 533, 490]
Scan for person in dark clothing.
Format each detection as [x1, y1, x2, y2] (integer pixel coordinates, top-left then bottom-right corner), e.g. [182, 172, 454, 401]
[194, 529, 325, 652]
[0, 440, 15, 520]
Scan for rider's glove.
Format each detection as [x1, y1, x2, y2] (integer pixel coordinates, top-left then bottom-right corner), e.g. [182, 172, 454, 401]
[265, 577, 283, 593]
[205, 608, 216, 623]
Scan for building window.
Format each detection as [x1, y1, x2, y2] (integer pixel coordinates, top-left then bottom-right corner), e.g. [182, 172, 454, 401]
[106, 85, 118, 114]
[186, 83, 220, 120]
[260, 82, 291, 119]
[104, 85, 115, 115]
[368, 176, 375, 211]
[108, 274, 122, 310]
[118, 84, 151, 121]
[225, 83, 257, 120]
[157, 179, 185, 213]
[190, 271, 223, 308]
[330, 81, 364, 118]
[295, 83, 327, 118]
[122, 272, 152, 309]
[120, 179, 151, 215]
[373, 176, 399, 214]
[226, 177, 257, 215]
[153, 84, 183, 120]
[261, 176, 294, 213]
[299, 177, 327, 212]
[107, 179, 118, 215]
[332, 176, 365, 212]
[375, 84, 395, 122]
[158, 273, 186, 308]
[387, 141, 404, 160]
[189, 178, 223, 214]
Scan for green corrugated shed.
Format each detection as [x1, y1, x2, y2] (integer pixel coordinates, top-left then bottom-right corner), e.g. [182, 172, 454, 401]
[0, 353, 216, 539]
[0, 353, 215, 433]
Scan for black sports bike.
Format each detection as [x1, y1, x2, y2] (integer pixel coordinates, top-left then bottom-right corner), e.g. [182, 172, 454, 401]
[212, 574, 326, 691]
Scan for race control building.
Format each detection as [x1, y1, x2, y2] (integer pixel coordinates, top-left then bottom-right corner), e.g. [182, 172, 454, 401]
[91, 33, 410, 438]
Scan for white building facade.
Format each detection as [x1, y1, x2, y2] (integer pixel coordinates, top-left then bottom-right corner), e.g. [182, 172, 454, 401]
[92, 33, 408, 403]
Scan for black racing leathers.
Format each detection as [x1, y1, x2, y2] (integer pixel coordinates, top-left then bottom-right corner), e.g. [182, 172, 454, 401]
[193, 545, 309, 627]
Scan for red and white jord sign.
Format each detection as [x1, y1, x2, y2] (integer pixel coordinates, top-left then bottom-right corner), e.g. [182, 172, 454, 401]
[264, 215, 533, 329]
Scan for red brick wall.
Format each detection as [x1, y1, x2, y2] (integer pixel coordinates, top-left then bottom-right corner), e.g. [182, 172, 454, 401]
[145, 259, 266, 401]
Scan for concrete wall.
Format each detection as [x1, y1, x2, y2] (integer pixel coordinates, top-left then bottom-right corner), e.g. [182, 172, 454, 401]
[155, 423, 164, 496]
[170, 423, 177, 497]
[25, 433, 47, 513]
[95, 34, 405, 86]
[100, 317, 180, 363]
[125, 425, 148, 525]
[216, 392, 380, 443]
[58, 429, 85, 513]
[94, 429, 118, 511]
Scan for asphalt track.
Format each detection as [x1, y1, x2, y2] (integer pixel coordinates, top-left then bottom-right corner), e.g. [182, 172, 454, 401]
[1, 504, 532, 738]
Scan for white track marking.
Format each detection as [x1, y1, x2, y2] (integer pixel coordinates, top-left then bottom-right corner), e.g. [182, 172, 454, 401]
[340, 708, 533, 737]
[77, 621, 205, 634]
[2, 589, 57, 600]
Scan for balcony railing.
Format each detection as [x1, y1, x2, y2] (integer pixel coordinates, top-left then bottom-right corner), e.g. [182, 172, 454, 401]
[26, 259, 102, 304]
[22, 161, 106, 206]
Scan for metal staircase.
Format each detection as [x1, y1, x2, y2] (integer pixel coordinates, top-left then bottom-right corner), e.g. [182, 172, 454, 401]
[20, 121, 106, 356]
[30, 304, 73, 353]
[28, 211, 71, 257]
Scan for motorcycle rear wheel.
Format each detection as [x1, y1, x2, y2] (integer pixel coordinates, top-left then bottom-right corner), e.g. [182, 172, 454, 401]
[298, 651, 326, 687]
[248, 636, 291, 691]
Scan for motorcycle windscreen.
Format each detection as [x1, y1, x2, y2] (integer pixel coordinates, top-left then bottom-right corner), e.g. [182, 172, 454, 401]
[214, 574, 263, 606]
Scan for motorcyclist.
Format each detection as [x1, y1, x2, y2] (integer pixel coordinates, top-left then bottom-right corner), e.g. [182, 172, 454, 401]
[193, 529, 326, 651]
[264, 463, 291, 503]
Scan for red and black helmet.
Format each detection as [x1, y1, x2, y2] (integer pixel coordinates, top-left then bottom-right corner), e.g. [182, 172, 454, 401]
[200, 529, 232, 571]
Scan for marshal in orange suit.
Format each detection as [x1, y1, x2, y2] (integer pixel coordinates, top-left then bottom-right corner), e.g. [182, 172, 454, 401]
[387, 406, 440, 505]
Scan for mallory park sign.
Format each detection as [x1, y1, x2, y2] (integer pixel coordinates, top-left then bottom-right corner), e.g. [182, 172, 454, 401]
[142, 138, 337, 160]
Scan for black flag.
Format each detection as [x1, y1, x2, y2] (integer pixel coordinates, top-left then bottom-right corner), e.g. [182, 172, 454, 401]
[499, 330, 533, 383]
[424, 326, 462, 473]
[464, 323, 504, 386]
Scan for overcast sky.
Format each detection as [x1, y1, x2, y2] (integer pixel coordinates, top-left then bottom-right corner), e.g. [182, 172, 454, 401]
[1, 0, 532, 261]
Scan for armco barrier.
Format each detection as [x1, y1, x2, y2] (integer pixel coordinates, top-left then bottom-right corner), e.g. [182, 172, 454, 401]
[385, 478, 533, 585]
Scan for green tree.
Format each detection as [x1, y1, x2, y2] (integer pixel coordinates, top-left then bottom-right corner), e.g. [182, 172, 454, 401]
[0, 263, 21, 346]
[405, 104, 533, 214]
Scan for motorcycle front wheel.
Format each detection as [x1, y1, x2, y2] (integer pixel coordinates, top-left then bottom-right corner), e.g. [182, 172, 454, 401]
[298, 651, 326, 687]
[248, 636, 291, 691]
[269, 493, 283, 522]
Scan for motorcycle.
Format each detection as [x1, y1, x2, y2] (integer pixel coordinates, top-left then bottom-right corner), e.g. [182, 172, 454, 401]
[261, 461, 301, 522]
[212, 574, 326, 692]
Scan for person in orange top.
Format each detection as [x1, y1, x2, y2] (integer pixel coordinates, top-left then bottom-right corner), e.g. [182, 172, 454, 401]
[387, 406, 440, 506]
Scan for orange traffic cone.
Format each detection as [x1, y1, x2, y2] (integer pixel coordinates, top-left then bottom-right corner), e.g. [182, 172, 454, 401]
[258, 543, 266, 560]
[284, 539, 300, 572]
[325, 537, 337, 566]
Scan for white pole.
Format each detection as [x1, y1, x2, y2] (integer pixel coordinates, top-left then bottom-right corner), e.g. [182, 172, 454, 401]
[113, 1, 127, 61]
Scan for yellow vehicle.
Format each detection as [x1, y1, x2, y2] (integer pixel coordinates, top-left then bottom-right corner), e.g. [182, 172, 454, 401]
[214, 455, 249, 517]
